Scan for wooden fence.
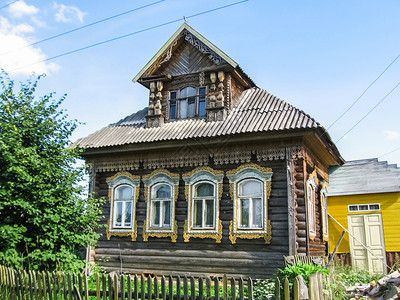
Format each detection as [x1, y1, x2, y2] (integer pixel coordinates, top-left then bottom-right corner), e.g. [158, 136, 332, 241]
[0, 265, 328, 300]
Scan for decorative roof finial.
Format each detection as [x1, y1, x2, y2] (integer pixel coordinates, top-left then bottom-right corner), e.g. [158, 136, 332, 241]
[183, 16, 188, 23]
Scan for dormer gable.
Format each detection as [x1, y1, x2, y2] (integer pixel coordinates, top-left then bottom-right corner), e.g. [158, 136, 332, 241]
[133, 23, 255, 128]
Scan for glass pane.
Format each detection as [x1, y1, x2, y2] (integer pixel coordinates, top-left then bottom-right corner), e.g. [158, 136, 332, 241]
[199, 87, 206, 95]
[188, 99, 195, 117]
[170, 101, 176, 120]
[252, 198, 262, 228]
[163, 201, 171, 226]
[369, 204, 380, 210]
[181, 86, 196, 98]
[117, 186, 132, 200]
[115, 202, 123, 226]
[240, 199, 249, 228]
[170, 91, 177, 99]
[240, 180, 262, 196]
[359, 205, 368, 211]
[193, 200, 203, 227]
[124, 202, 132, 226]
[152, 201, 160, 226]
[205, 199, 214, 227]
[199, 98, 206, 117]
[179, 99, 188, 118]
[156, 184, 171, 198]
[196, 183, 214, 197]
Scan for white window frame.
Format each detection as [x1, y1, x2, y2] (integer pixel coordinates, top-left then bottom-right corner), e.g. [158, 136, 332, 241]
[348, 203, 381, 212]
[192, 181, 217, 229]
[113, 184, 134, 228]
[142, 170, 180, 242]
[183, 168, 224, 242]
[150, 183, 173, 229]
[227, 164, 273, 244]
[320, 184, 329, 241]
[237, 179, 264, 229]
[169, 86, 207, 120]
[106, 172, 140, 240]
[307, 173, 317, 240]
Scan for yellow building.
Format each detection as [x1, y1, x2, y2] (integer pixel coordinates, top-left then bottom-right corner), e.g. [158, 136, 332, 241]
[328, 158, 400, 273]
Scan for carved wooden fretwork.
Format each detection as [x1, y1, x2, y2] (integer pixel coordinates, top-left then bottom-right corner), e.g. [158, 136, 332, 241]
[229, 220, 272, 244]
[142, 155, 209, 169]
[91, 160, 140, 172]
[159, 40, 178, 67]
[106, 220, 138, 241]
[183, 220, 223, 243]
[181, 30, 225, 65]
[213, 150, 252, 165]
[226, 73, 232, 111]
[256, 146, 304, 161]
[171, 75, 199, 88]
[199, 72, 205, 86]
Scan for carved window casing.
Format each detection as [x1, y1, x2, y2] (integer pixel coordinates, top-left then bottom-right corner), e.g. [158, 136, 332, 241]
[320, 183, 328, 241]
[106, 172, 140, 241]
[183, 167, 224, 243]
[142, 170, 179, 242]
[227, 163, 273, 244]
[307, 171, 318, 240]
[169, 86, 207, 120]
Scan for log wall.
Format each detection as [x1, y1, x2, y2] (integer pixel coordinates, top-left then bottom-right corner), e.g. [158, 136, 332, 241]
[92, 158, 289, 279]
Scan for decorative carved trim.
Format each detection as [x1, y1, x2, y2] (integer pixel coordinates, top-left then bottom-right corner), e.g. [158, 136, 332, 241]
[183, 220, 222, 243]
[106, 171, 140, 183]
[182, 166, 224, 178]
[142, 155, 209, 170]
[93, 160, 140, 172]
[213, 150, 252, 165]
[158, 40, 178, 67]
[181, 30, 224, 65]
[229, 220, 272, 244]
[226, 163, 272, 175]
[143, 169, 179, 180]
[199, 72, 205, 86]
[106, 220, 137, 241]
[256, 148, 286, 161]
[308, 169, 318, 182]
[184, 185, 189, 202]
[143, 220, 178, 242]
[229, 183, 234, 201]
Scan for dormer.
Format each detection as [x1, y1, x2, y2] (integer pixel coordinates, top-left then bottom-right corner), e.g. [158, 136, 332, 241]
[133, 23, 255, 128]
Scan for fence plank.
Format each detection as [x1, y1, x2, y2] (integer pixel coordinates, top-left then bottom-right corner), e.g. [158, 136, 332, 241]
[230, 278, 236, 300]
[134, 275, 139, 300]
[213, 277, 219, 300]
[275, 277, 281, 300]
[247, 278, 253, 300]
[190, 276, 195, 300]
[154, 276, 159, 300]
[141, 275, 146, 300]
[223, 275, 228, 300]
[113, 274, 118, 300]
[176, 276, 181, 300]
[102, 273, 107, 300]
[147, 275, 152, 300]
[284, 278, 290, 300]
[168, 276, 173, 300]
[238, 278, 244, 300]
[127, 275, 132, 300]
[183, 276, 188, 300]
[293, 277, 300, 300]
[108, 274, 113, 300]
[161, 276, 165, 300]
[84, 273, 89, 300]
[198, 277, 203, 300]
[121, 274, 126, 300]
[206, 277, 211, 300]
[78, 273, 84, 300]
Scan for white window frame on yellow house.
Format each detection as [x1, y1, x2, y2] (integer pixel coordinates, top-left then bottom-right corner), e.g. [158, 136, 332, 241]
[106, 172, 140, 241]
[182, 167, 224, 243]
[320, 183, 328, 241]
[227, 163, 273, 244]
[142, 169, 180, 242]
[307, 171, 318, 240]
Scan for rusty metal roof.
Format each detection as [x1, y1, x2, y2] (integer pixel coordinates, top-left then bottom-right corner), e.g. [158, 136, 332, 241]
[73, 87, 322, 149]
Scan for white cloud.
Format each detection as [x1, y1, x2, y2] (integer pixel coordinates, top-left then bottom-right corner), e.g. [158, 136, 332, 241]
[54, 3, 86, 23]
[0, 17, 60, 76]
[8, 1, 39, 18]
[384, 130, 400, 141]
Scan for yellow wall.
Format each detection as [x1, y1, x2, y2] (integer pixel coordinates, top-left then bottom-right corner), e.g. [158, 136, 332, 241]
[328, 192, 400, 253]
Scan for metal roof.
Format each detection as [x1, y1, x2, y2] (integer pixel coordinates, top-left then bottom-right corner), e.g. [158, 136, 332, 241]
[328, 158, 400, 196]
[73, 87, 323, 150]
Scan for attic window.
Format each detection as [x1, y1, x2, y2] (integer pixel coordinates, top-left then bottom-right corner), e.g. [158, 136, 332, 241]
[169, 86, 206, 120]
[348, 203, 381, 212]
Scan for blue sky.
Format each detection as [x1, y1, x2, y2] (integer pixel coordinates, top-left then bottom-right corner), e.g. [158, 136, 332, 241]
[1, 0, 400, 167]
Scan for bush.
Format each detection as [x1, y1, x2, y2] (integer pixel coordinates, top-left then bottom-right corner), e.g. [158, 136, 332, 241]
[278, 260, 329, 286]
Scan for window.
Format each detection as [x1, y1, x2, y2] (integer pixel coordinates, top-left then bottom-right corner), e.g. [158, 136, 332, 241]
[169, 86, 207, 120]
[320, 184, 328, 241]
[227, 164, 273, 244]
[142, 170, 180, 242]
[183, 167, 224, 243]
[106, 172, 140, 241]
[348, 203, 381, 212]
[307, 172, 317, 239]
[238, 180, 263, 229]
[150, 183, 172, 229]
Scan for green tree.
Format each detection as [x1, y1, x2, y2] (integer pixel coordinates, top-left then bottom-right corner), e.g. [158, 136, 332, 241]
[0, 72, 103, 271]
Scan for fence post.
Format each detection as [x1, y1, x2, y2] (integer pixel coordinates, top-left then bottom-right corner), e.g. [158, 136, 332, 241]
[275, 277, 281, 300]
[293, 277, 300, 300]
[309, 273, 318, 300]
[284, 278, 290, 300]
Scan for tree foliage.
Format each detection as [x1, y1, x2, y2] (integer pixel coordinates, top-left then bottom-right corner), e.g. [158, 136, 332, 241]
[0, 72, 103, 271]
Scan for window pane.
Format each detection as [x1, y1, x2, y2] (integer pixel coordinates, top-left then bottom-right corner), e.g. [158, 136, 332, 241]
[359, 205, 368, 211]
[369, 204, 380, 210]
[170, 101, 176, 120]
[240, 199, 249, 228]
[152, 201, 160, 226]
[199, 98, 206, 117]
[205, 199, 214, 227]
[181, 86, 196, 98]
[199, 87, 206, 95]
[115, 202, 123, 226]
[124, 201, 132, 226]
[188, 98, 195, 117]
[156, 184, 171, 198]
[252, 198, 262, 228]
[193, 200, 203, 227]
[196, 183, 214, 197]
[163, 201, 171, 226]
[240, 180, 262, 196]
[117, 186, 132, 200]
[170, 91, 177, 99]
[179, 99, 188, 118]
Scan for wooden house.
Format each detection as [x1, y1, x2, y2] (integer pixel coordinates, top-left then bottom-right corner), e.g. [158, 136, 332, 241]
[74, 23, 344, 278]
[328, 158, 400, 273]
